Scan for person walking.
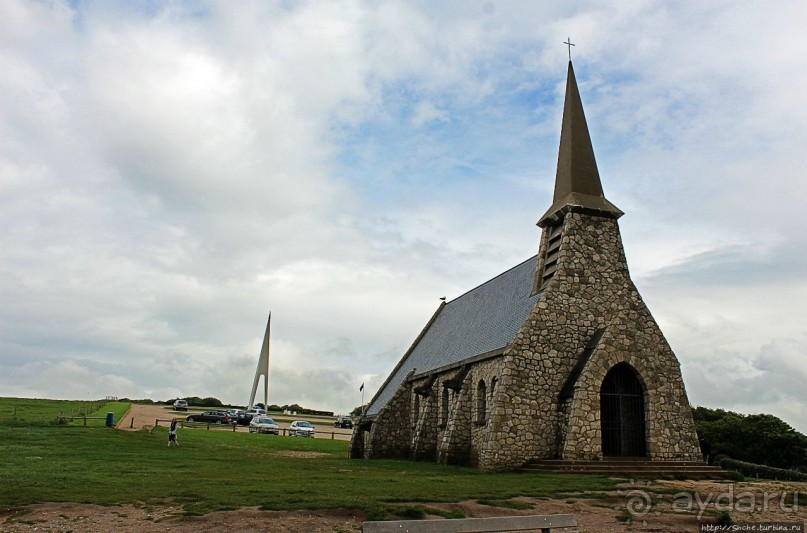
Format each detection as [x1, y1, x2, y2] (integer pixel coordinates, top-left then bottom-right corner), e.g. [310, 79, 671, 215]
[168, 417, 180, 447]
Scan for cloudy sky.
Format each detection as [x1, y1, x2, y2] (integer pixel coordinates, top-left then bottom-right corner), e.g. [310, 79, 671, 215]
[2, 1, 806, 431]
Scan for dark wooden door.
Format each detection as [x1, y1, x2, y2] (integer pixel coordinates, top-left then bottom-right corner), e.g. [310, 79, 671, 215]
[600, 364, 647, 457]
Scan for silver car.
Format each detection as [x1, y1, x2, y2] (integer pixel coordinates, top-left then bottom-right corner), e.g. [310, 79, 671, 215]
[249, 416, 280, 434]
[288, 420, 315, 438]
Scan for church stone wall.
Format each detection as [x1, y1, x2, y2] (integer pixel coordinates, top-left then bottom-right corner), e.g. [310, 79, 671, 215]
[437, 379, 472, 465]
[353, 210, 701, 471]
[411, 377, 439, 461]
[355, 358, 510, 466]
[560, 321, 701, 462]
[478, 212, 701, 471]
[467, 360, 504, 466]
[359, 379, 413, 459]
[437, 358, 505, 467]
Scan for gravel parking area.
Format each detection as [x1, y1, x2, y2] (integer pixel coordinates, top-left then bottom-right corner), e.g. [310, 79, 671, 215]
[117, 404, 353, 439]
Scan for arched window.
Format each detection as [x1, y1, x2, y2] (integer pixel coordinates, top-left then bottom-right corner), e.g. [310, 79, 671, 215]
[441, 386, 450, 426]
[476, 379, 487, 423]
[489, 377, 498, 412]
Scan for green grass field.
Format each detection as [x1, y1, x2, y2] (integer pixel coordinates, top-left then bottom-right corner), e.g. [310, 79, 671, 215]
[0, 398, 617, 519]
[0, 397, 131, 426]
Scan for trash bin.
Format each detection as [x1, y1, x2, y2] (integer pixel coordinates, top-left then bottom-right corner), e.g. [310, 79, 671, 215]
[105, 412, 115, 427]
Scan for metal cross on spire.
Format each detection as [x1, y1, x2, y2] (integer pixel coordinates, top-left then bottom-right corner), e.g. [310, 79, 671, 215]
[563, 37, 575, 61]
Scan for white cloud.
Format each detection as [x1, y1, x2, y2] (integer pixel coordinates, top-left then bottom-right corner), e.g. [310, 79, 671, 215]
[411, 101, 450, 127]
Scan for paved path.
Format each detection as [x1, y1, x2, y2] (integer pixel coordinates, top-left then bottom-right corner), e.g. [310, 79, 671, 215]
[116, 403, 175, 430]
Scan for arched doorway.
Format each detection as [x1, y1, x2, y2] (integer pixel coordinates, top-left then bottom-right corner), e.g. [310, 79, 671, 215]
[600, 363, 647, 457]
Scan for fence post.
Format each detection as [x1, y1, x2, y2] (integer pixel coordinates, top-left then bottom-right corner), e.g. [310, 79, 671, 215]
[331, 432, 335, 440]
[83, 415, 87, 426]
[130, 417, 134, 429]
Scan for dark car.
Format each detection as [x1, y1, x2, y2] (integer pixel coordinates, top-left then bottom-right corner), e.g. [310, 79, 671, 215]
[186, 411, 230, 424]
[235, 407, 266, 426]
[333, 416, 353, 429]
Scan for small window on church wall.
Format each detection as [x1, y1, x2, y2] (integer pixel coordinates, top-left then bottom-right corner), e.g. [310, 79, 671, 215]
[441, 386, 449, 426]
[476, 380, 487, 424]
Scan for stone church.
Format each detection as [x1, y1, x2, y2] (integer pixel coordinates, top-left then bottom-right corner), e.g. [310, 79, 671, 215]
[350, 61, 702, 472]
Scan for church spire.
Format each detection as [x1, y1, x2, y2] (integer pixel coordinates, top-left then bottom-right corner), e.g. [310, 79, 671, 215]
[538, 61, 622, 227]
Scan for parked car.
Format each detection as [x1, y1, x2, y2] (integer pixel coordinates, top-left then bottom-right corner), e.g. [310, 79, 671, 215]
[249, 416, 280, 434]
[227, 409, 245, 423]
[173, 399, 188, 411]
[236, 407, 267, 426]
[333, 416, 353, 429]
[185, 411, 230, 424]
[289, 420, 315, 438]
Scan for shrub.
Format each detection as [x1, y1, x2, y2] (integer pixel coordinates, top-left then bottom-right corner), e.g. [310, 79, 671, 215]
[693, 407, 807, 471]
[396, 507, 425, 520]
[715, 457, 807, 482]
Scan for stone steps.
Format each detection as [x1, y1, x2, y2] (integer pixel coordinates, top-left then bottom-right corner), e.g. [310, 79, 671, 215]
[520, 458, 730, 479]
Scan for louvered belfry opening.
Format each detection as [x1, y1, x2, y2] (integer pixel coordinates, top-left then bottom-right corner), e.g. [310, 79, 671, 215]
[539, 223, 563, 289]
[600, 363, 647, 457]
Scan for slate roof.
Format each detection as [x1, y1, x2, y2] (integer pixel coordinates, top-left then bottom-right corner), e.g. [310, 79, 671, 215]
[366, 255, 543, 416]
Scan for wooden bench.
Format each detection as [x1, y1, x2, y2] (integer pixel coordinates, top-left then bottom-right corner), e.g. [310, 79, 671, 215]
[361, 513, 577, 532]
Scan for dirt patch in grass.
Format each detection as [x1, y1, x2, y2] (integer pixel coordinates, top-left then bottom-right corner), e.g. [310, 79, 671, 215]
[272, 450, 331, 459]
[0, 503, 366, 532]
